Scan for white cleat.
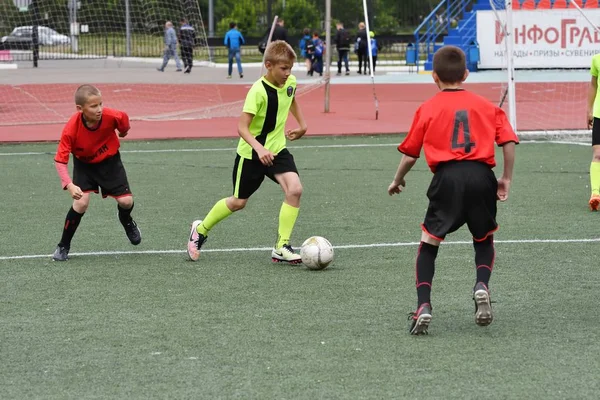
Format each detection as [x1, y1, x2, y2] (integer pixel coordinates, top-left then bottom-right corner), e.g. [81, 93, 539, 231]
[271, 244, 302, 264]
[187, 220, 206, 261]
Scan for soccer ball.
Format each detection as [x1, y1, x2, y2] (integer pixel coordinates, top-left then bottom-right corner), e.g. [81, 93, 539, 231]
[300, 236, 334, 270]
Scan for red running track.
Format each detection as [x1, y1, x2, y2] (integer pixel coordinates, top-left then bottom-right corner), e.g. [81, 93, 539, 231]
[0, 82, 588, 142]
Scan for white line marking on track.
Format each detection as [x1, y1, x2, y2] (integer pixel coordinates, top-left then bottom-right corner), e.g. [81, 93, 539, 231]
[2, 238, 599, 261]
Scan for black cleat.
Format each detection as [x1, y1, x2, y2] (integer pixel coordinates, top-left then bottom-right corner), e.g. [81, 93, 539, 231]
[473, 282, 493, 326]
[124, 219, 142, 245]
[53, 245, 69, 261]
[408, 303, 432, 335]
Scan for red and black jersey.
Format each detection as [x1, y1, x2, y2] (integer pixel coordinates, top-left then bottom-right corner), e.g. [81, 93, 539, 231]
[54, 107, 130, 165]
[398, 89, 519, 172]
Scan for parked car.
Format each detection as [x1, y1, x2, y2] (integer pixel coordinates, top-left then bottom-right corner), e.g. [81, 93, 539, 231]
[0, 26, 70, 49]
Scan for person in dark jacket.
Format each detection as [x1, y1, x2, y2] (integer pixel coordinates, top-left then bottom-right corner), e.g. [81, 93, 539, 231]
[271, 18, 289, 44]
[355, 22, 368, 74]
[334, 22, 351, 76]
[179, 18, 196, 74]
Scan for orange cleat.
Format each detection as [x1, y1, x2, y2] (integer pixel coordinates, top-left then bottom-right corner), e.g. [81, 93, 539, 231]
[589, 195, 600, 211]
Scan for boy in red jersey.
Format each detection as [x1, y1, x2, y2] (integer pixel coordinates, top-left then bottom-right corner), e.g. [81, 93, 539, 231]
[387, 46, 518, 335]
[52, 84, 141, 261]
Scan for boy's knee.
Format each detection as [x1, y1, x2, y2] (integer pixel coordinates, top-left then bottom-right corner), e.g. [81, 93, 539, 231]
[593, 150, 600, 162]
[227, 196, 247, 211]
[286, 183, 303, 199]
[73, 198, 89, 213]
[116, 195, 134, 209]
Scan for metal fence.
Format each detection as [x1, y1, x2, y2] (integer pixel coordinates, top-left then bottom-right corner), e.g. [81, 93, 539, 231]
[0, 0, 435, 63]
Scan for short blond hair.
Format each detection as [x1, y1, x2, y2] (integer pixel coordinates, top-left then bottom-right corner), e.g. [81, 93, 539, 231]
[74, 84, 101, 106]
[264, 40, 296, 65]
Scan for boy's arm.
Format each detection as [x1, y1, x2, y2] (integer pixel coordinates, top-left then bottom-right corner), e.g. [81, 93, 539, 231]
[54, 131, 83, 199]
[389, 107, 426, 195]
[497, 142, 515, 202]
[388, 155, 417, 196]
[114, 110, 131, 137]
[286, 97, 307, 141]
[237, 112, 275, 166]
[588, 76, 597, 128]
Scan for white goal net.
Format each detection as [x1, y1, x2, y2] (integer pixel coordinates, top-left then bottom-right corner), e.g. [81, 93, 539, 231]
[483, 0, 600, 142]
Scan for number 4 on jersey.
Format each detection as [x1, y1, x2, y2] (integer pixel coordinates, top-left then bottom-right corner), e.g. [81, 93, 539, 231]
[451, 110, 475, 153]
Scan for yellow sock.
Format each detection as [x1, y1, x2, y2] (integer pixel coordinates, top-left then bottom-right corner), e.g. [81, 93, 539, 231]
[197, 198, 233, 235]
[276, 202, 299, 249]
[591, 162, 600, 196]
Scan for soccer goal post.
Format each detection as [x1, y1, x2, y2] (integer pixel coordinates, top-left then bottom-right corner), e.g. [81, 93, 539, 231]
[484, 0, 600, 142]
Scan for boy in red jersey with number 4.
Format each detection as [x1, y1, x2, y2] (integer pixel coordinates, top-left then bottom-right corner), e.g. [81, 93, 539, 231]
[387, 46, 518, 335]
[52, 84, 141, 261]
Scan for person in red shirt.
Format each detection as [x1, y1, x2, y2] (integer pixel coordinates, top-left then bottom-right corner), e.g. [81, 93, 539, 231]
[387, 46, 518, 335]
[52, 84, 141, 261]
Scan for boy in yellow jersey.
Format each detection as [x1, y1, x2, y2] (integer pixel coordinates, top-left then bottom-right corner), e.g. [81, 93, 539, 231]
[588, 53, 600, 210]
[187, 40, 308, 263]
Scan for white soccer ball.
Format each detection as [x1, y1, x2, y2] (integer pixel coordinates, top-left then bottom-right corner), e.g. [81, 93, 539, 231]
[300, 236, 334, 270]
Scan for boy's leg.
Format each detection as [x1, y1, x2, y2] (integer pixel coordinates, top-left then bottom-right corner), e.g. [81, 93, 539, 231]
[409, 165, 466, 334]
[474, 235, 495, 288]
[116, 195, 141, 245]
[270, 150, 302, 264]
[54, 195, 89, 261]
[472, 235, 495, 326]
[409, 231, 441, 335]
[337, 51, 342, 74]
[94, 153, 140, 245]
[465, 164, 499, 326]
[589, 119, 600, 210]
[196, 198, 235, 237]
[188, 155, 263, 261]
[272, 172, 302, 264]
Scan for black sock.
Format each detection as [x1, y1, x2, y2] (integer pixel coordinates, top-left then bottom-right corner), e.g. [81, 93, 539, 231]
[415, 242, 439, 307]
[59, 207, 84, 249]
[118, 202, 134, 226]
[474, 235, 495, 288]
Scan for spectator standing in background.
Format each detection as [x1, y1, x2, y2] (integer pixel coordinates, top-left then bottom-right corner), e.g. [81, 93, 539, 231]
[310, 31, 324, 77]
[157, 21, 183, 72]
[334, 22, 351, 76]
[224, 22, 245, 79]
[355, 22, 368, 74]
[369, 31, 378, 74]
[299, 28, 313, 75]
[179, 18, 196, 74]
[271, 18, 289, 45]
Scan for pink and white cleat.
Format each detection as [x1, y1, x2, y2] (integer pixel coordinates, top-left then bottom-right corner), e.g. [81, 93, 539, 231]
[187, 220, 207, 261]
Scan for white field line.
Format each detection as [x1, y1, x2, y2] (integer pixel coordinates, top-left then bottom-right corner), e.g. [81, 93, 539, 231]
[0, 140, 587, 157]
[1, 238, 600, 261]
[0, 143, 397, 157]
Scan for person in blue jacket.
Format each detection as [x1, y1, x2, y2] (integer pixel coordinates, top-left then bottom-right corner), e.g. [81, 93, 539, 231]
[224, 22, 245, 79]
[369, 31, 378, 74]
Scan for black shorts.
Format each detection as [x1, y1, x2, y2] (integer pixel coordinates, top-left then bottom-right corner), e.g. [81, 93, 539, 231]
[593, 117, 600, 146]
[422, 161, 498, 242]
[232, 148, 298, 199]
[73, 152, 132, 198]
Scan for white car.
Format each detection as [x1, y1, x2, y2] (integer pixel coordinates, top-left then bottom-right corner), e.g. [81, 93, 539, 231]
[1, 26, 71, 46]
